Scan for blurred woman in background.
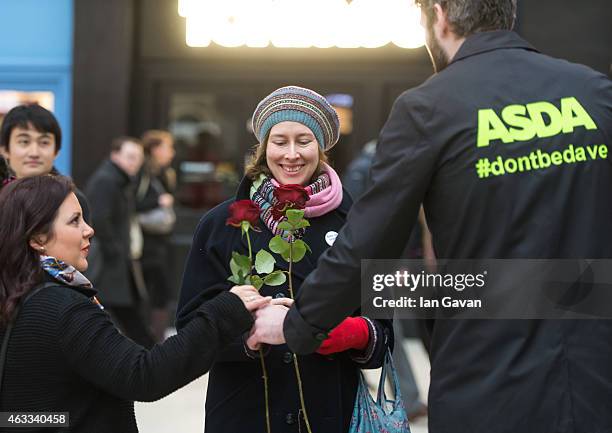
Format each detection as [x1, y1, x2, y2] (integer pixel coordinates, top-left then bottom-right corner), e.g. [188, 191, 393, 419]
[136, 130, 177, 341]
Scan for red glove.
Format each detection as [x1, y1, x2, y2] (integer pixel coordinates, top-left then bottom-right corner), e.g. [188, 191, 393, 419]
[316, 317, 369, 355]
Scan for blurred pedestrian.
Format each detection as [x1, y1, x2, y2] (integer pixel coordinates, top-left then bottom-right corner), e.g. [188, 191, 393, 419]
[85, 137, 155, 348]
[0, 174, 270, 433]
[0, 103, 90, 221]
[136, 130, 177, 342]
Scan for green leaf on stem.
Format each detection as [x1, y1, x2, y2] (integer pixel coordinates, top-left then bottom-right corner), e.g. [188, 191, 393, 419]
[277, 221, 294, 231]
[280, 249, 291, 262]
[228, 268, 247, 285]
[264, 270, 286, 286]
[291, 240, 308, 262]
[249, 274, 264, 290]
[292, 220, 310, 230]
[286, 209, 304, 224]
[231, 252, 251, 274]
[255, 250, 275, 274]
[269, 235, 290, 255]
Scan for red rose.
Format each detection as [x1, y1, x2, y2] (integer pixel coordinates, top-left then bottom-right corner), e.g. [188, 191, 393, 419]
[273, 184, 309, 210]
[226, 200, 260, 228]
[271, 202, 288, 220]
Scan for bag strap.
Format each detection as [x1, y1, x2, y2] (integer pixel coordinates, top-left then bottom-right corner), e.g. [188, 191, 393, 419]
[0, 282, 59, 395]
[376, 349, 403, 405]
[136, 172, 151, 202]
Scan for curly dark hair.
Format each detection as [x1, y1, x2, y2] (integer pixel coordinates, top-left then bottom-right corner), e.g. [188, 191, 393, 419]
[415, 0, 517, 37]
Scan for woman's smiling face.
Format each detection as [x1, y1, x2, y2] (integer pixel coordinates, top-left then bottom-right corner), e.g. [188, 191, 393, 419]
[265, 121, 320, 186]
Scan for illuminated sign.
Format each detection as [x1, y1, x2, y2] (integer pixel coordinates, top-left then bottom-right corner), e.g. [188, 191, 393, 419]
[179, 0, 425, 49]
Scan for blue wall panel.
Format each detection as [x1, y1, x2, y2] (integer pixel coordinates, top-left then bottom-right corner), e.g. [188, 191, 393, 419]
[0, 0, 73, 175]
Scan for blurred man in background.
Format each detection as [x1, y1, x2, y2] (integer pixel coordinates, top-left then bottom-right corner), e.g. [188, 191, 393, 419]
[86, 136, 155, 348]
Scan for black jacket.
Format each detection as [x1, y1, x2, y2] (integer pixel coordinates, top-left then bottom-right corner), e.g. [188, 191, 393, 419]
[85, 159, 137, 306]
[176, 177, 393, 433]
[135, 166, 175, 260]
[0, 275, 253, 433]
[284, 31, 612, 433]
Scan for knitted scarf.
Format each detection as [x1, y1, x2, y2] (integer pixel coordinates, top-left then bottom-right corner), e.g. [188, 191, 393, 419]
[40, 255, 104, 309]
[250, 163, 343, 239]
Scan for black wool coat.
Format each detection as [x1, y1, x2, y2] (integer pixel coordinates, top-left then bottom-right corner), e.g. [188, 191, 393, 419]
[0, 274, 254, 433]
[177, 177, 393, 433]
[85, 159, 137, 306]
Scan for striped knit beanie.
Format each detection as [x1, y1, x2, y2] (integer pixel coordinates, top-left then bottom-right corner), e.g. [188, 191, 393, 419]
[252, 86, 340, 151]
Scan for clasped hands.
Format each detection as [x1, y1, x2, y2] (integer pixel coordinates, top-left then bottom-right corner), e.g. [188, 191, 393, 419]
[229, 285, 291, 350]
[230, 285, 370, 355]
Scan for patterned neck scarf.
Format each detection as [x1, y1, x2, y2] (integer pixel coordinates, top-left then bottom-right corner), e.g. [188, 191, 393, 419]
[40, 255, 104, 309]
[249, 165, 341, 239]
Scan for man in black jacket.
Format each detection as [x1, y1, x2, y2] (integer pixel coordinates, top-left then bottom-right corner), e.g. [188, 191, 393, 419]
[85, 136, 155, 348]
[248, 1, 612, 431]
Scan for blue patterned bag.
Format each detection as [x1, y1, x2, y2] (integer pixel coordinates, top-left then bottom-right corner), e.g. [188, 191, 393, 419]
[349, 350, 411, 433]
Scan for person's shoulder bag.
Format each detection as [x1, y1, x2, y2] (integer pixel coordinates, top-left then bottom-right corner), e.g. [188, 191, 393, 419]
[136, 173, 176, 235]
[349, 349, 411, 433]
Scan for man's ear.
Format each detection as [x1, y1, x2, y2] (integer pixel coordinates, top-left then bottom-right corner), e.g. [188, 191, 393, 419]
[432, 3, 451, 36]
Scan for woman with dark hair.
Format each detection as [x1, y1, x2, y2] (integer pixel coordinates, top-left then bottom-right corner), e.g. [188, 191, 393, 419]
[176, 86, 393, 433]
[0, 175, 271, 433]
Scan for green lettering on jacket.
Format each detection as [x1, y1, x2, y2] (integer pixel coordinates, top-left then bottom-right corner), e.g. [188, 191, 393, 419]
[477, 97, 598, 147]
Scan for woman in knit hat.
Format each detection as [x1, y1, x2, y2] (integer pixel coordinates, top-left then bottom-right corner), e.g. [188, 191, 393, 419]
[176, 86, 393, 433]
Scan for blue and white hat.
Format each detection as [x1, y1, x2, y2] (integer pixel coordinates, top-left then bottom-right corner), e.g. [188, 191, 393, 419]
[252, 86, 341, 151]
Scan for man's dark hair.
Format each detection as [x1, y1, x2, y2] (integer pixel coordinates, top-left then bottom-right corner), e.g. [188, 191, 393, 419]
[415, 0, 517, 37]
[110, 136, 143, 153]
[0, 104, 62, 152]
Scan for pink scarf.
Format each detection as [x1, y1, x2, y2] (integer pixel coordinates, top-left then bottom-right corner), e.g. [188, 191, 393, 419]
[271, 163, 343, 218]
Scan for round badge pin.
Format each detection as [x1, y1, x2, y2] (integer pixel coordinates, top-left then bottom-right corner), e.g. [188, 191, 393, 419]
[325, 231, 338, 246]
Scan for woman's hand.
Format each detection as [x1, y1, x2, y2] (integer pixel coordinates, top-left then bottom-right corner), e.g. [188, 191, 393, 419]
[230, 285, 271, 312]
[158, 193, 174, 208]
[270, 297, 294, 308]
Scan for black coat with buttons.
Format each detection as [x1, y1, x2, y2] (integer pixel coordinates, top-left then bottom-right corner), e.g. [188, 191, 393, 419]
[177, 176, 393, 433]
